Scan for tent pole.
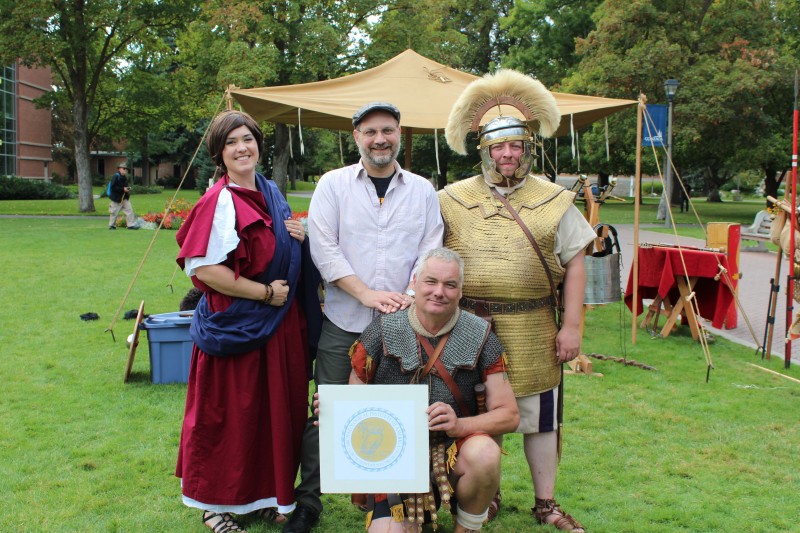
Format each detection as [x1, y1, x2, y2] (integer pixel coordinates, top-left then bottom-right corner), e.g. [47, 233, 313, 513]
[787, 70, 799, 369]
[405, 127, 413, 170]
[632, 94, 646, 344]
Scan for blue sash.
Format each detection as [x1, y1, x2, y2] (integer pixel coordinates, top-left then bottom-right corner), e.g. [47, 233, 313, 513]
[190, 173, 301, 356]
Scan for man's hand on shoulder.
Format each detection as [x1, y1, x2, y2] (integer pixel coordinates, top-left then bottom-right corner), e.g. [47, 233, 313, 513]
[360, 289, 408, 313]
[333, 275, 408, 313]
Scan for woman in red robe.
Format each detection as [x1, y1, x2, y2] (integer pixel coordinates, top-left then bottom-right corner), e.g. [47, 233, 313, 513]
[175, 110, 314, 532]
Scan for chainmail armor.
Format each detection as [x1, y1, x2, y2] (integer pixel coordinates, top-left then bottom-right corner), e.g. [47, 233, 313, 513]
[356, 309, 503, 418]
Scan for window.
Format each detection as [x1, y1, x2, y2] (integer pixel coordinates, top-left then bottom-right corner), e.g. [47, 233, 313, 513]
[0, 64, 16, 176]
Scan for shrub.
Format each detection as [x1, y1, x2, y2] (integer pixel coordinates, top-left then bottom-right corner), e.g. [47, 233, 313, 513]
[130, 184, 163, 195]
[0, 176, 73, 200]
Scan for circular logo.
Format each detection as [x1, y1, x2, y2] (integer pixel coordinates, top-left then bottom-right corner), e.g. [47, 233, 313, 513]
[343, 408, 405, 471]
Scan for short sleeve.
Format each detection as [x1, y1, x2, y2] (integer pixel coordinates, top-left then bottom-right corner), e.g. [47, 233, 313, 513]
[184, 188, 240, 277]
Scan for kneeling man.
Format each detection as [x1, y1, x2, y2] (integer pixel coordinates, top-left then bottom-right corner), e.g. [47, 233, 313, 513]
[349, 248, 519, 532]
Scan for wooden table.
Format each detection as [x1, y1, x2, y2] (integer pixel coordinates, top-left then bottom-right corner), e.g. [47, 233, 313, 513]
[625, 245, 736, 340]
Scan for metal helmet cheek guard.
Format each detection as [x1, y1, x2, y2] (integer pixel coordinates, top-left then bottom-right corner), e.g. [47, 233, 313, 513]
[478, 116, 534, 183]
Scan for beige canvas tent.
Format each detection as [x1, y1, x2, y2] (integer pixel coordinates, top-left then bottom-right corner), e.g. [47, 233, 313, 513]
[231, 49, 636, 138]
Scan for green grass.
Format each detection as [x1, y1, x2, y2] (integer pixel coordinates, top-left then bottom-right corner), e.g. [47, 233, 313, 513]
[1, 216, 797, 531]
[598, 196, 765, 227]
[0, 185, 312, 217]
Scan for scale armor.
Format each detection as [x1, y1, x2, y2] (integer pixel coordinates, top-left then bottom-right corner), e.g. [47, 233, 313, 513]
[439, 176, 575, 395]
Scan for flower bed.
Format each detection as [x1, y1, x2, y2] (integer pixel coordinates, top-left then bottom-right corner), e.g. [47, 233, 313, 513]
[142, 201, 309, 231]
[141, 198, 193, 230]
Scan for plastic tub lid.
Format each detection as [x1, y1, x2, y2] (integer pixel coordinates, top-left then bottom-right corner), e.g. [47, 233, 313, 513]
[142, 310, 194, 329]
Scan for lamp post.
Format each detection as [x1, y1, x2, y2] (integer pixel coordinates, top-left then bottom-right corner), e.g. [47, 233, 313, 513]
[663, 78, 679, 228]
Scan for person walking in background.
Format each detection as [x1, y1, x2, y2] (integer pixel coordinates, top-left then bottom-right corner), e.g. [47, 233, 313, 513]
[440, 70, 594, 532]
[680, 183, 692, 212]
[285, 102, 444, 533]
[107, 161, 138, 230]
[174, 110, 321, 533]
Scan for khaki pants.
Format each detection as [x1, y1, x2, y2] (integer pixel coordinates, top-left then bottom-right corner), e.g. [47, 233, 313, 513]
[109, 199, 135, 228]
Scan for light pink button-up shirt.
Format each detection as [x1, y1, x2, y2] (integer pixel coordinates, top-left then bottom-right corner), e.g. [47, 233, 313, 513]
[308, 161, 444, 333]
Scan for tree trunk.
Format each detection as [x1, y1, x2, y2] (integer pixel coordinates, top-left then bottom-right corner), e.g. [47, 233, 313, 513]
[74, 97, 95, 213]
[141, 134, 150, 186]
[762, 165, 785, 207]
[289, 159, 298, 190]
[656, 191, 668, 219]
[437, 158, 448, 190]
[272, 123, 290, 196]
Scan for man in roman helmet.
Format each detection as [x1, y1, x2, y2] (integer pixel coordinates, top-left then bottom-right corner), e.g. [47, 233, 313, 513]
[439, 69, 595, 532]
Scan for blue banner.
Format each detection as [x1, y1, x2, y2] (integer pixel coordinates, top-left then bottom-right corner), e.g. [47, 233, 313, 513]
[642, 104, 667, 147]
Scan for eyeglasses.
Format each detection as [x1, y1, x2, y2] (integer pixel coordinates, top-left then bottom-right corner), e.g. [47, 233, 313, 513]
[357, 127, 398, 138]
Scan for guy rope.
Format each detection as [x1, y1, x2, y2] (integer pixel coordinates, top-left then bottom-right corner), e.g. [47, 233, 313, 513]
[105, 91, 229, 340]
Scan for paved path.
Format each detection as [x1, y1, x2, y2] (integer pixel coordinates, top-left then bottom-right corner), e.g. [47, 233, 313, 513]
[614, 224, 798, 365]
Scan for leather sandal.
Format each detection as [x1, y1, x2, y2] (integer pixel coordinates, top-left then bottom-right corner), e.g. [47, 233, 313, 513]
[532, 498, 584, 533]
[252, 507, 287, 524]
[202, 511, 247, 533]
[486, 489, 502, 522]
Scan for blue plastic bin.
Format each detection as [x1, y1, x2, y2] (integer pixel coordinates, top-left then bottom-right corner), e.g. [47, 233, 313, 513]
[142, 311, 194, 384]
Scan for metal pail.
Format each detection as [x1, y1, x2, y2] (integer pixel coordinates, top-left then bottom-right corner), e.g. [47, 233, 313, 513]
[584, 253, 621, 305]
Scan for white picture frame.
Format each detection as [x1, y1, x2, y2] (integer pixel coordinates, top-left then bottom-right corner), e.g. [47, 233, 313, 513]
[318, 384, 430, 494]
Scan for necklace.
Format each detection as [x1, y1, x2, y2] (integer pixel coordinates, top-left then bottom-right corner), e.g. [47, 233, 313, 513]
[228, 174, 254, 189]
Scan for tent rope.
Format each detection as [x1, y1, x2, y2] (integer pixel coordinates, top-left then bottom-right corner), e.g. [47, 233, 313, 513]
[105, 91, 227, 340]
[640, 105, 763, 378]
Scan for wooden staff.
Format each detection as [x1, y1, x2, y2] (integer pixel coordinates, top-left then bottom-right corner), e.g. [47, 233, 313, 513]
[632, 94, 646, 344]
[763, 196, 794, 360]
[788, 70, 799, 368]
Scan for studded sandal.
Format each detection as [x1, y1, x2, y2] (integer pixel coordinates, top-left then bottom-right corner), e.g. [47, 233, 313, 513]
[532, 498, 585, 533]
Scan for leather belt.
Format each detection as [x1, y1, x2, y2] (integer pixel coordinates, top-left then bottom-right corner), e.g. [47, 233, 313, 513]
[459, 295, 555, 315]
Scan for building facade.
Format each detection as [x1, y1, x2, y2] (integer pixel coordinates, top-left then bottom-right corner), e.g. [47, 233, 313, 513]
[1, 62, 53, 179]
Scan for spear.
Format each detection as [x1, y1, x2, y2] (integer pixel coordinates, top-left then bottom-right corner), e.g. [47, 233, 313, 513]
[787, 70, 799, 369]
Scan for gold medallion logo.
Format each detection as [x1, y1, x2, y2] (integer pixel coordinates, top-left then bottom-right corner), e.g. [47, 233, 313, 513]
[351, 417, 397, 463]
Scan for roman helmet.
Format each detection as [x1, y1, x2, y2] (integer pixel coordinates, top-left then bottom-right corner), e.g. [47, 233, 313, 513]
[445, 69, 561, 184]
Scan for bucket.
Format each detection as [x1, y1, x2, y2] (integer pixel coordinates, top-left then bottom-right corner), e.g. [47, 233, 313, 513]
[584, 253, 622, 304]
[584, 223, 622, 305]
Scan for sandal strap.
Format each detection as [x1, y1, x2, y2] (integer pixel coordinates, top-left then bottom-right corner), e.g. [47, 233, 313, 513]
[203, 511, 246, 533]
[252, 507, 287, 524]
[486, 489, 502, 522]
[532, 498, 584, 533]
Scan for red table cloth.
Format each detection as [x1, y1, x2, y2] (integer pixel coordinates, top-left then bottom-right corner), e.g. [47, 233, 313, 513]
[625, 245, 735, 329]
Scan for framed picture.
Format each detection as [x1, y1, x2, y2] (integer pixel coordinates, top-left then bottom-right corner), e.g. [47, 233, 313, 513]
[319, 384, 430, 493]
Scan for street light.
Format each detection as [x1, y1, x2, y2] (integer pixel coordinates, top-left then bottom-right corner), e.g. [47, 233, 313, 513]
[663, 79, 679, 228]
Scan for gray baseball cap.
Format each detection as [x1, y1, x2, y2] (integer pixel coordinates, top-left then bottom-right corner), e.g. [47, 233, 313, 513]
[352, 102, 401, 128]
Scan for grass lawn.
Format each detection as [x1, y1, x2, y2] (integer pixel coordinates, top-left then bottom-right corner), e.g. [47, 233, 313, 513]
[0, 184, 312, 217]
[1, 215, 798, 531]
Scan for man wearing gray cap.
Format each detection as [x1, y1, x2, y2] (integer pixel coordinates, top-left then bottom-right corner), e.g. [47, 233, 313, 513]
[284, 103, 444, 533]
[107, 161, 138, 230]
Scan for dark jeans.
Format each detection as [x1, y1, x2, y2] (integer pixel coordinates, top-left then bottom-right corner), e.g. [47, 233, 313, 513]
[294, 317, 360, 514]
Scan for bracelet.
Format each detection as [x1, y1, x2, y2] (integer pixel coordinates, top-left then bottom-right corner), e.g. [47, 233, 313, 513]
[262, 283, 274, 304]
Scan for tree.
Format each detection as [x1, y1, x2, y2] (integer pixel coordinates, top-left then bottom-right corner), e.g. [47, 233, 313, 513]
[0, 0, 194, 212]
[177, 0, 384, 195]
[557, 0, 795, 207]
[503, 0, 602, 88]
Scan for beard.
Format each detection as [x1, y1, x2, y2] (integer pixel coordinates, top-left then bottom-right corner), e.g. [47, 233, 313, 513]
[359, 141, 400, 168]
